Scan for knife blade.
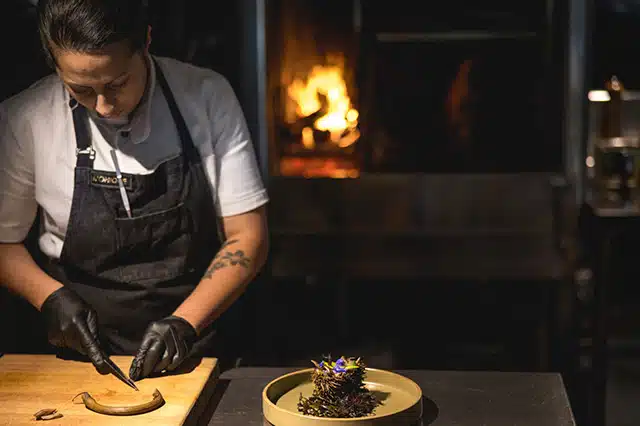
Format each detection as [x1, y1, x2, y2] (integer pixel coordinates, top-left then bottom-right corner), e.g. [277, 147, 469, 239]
[103, 357, 139, 391]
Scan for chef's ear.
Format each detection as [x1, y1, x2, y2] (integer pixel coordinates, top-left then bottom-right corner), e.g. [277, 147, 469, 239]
[146, 26, 153, 50]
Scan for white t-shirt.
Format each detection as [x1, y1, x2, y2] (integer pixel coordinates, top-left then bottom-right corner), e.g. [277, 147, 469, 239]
[0, 55, 269, 259]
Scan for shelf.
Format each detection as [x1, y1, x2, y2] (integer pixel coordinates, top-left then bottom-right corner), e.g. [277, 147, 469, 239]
[375, 31, 539, 43]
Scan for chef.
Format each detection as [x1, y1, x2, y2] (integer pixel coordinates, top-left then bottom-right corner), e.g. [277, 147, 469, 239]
[0, 0, 269, 381]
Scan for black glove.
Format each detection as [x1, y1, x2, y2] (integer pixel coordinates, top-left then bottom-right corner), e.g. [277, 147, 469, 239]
[40, 287, 110, 374]
[129, 315, 197, 381]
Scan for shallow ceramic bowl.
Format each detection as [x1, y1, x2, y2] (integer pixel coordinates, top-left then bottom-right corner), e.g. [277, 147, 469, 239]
[262, 368, 423, 425]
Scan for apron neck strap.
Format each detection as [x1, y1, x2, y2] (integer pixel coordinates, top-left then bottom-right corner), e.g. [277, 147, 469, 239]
[70, 99, 95, 168]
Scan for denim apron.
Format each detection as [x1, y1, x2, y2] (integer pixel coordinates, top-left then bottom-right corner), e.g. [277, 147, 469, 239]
[44, 59, 221, 356]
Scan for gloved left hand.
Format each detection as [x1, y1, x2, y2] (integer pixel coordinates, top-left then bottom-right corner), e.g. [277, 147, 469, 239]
[129, 315, 197, 381]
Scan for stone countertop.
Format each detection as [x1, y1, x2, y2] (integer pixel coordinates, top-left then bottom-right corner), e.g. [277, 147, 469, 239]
[205, 367, 576, 426]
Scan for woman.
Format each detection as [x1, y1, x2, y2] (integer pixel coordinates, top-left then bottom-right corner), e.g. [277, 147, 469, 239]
[0, 0, 269, 381]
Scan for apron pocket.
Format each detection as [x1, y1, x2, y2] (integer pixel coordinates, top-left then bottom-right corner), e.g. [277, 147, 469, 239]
[114, 202, 192, 267]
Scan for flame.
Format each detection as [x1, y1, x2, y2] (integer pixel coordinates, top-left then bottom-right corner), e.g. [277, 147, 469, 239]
[280, 157, 359, 178]
[301, 127, 315, 149]
[287, 61, 359, 148]
[445, 59, 473, 145]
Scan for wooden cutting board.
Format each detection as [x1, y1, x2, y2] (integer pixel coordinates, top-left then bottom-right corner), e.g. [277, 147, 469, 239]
[0, 354, 219, 426]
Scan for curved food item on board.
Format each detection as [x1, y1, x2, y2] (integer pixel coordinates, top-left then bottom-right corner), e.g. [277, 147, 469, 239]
[72, 388, 165, 416]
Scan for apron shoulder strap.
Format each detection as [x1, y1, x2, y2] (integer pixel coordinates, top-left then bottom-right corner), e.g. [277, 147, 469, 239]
[152, 58, 199, 163]
[70, 99, 95, 168]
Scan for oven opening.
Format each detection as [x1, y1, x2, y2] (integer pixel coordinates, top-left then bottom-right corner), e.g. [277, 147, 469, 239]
[266, 0, 562, 177]
[267, 0, 362, 178]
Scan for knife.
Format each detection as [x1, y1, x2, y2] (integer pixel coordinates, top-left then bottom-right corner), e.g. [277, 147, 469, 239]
[103, 357, 139, 391]
[110, 149, 133, 219]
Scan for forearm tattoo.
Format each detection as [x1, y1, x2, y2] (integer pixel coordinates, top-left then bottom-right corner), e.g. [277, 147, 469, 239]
[202, 239, 252, 279]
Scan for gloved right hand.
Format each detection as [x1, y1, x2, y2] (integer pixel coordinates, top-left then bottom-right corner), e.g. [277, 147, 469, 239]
[40, 287, 110, 374]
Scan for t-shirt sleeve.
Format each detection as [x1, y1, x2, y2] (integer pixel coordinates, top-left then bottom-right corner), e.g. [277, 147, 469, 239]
[208, 76, 269, 217]
[0, 103, 38, 243]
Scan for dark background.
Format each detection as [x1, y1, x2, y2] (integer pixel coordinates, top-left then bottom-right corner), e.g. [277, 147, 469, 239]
[1, 1, 640, 425]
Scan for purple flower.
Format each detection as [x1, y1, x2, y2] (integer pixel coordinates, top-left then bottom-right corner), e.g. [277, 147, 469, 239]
[333, 358, 347, 373]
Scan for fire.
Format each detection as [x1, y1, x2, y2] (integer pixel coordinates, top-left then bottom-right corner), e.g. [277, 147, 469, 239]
[287, 61, 360, 149]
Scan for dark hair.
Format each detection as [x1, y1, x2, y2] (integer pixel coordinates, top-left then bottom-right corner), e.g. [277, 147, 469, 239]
[37, 0, 149, 66]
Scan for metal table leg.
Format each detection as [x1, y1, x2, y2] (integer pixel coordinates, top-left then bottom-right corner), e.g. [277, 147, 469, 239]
[590, 228, 613, 426]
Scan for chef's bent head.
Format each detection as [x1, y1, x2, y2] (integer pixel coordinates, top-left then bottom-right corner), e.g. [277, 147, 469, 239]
[37, 0, 151, 119]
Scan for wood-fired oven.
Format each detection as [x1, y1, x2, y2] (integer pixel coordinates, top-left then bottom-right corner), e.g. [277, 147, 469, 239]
[238, 0, 575, 280]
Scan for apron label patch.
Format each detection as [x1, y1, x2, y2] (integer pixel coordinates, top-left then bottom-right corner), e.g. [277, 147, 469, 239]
[90, 171, 134, 191]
